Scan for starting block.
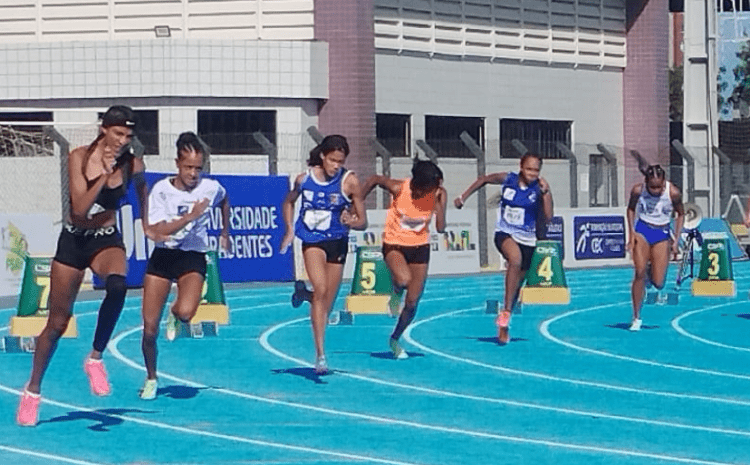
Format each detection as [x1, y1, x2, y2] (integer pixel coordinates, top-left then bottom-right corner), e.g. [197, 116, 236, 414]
[4, 256, 77, 353]
[645, 290, 679, 306]
[691, 236, 736, 297]
[174, 320, 219, 339]
[337, 246, 397, 325]
[328, 310, 354, 326]
[520, 241, 570, 305]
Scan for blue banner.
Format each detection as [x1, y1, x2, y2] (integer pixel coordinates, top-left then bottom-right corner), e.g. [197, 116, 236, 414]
[98, 172, 293, 287]
[543, 216, 564, 259]
[573, 215, 626, 260]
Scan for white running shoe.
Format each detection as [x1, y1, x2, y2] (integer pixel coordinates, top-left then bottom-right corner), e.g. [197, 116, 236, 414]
[629, 318, 642, 332]
[165, 311, 178, 341]
[389, 338, 408, 360]
[139, 379, 158, 400]
[314, 355, 329, 375]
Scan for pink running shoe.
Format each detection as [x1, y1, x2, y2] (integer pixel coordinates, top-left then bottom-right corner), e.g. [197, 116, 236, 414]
[16, 388, 41, 427]
[84, 358, 111, 396]
[496, 310, 511, 345]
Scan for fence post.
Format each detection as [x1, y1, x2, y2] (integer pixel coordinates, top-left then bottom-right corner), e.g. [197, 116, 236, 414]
[596, 143, 619, 207]
[252, 131, 278, 175]
[555, 142, 578, 208]
[459, 131, 488, 268]
[45, 127, 70, 222]
[629, 149, 649, 176]
[713, 146, 732, 213]
[371, 138, 392, 209]
[415, 140, 439, 163]
[306, 126, 324, 145]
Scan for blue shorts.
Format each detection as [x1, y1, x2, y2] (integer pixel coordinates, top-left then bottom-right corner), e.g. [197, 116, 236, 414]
[635, 221, 670, 246]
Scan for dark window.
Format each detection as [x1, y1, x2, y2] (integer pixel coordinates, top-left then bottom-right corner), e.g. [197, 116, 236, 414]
[197, 110, 276, 155]
[376, 113, 410, 157]
[134, 110, 158, 155]
[0, 112, 53, 157]
[500, 119, 572, 159]
[425, 115, 483, 158]
[98, 109, 159, 155]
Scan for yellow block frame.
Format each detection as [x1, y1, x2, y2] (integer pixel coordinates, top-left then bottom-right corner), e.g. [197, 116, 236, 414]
[520, 287, 571, 304]
[691, 280, 736, 297]
[10, 315, 78, 338]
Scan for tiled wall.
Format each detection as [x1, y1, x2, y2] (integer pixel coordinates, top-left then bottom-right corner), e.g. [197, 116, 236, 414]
[0, 39, 327, 101]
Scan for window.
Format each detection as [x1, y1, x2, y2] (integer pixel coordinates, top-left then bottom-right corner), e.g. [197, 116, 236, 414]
[376, 113, 410, 157]
[425, 115, 483, 158]
[134, 110, 159, 155]
[0, 112, 53, 157]
[97, 109, 159, 155]
[500, 119, 572, 159]
[197, 110, 276, 155]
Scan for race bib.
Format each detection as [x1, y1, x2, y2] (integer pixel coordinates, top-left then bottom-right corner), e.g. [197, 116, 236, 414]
[399, 214, 428, 232]
[503, 206, 524, 226]
[303, 209, 332, 231]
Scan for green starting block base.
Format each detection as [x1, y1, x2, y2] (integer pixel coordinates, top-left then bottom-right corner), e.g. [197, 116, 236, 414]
[2, 336, 37, 353]
[174, 321, 219, 339]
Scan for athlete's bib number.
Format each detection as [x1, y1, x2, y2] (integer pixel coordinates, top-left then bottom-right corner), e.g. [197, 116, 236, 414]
[503, 206, 525, 226]
[303, 210, 332, 231]
[399, 214, 428, 232]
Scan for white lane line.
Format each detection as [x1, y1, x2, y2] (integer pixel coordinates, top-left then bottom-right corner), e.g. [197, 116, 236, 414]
[539, 301, 750, 380]
[403, 305, 750, 407]
[672, 308, 750, 353]
[0, 382, 426, 465]
[105, 326, 746, 465]
[0, 444, 111, 465]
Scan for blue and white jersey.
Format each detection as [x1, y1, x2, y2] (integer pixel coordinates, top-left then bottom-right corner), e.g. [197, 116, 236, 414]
[294, 168, 352, 243]
[636, 181, 673, 227]
[148, 177, 226, 252]
[495, 172, 541, 247]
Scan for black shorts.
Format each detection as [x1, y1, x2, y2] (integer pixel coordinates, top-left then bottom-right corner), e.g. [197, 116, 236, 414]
[382, 243, 431, 265]
[146, 248, 207, 281]
[53, 224, 125, 270]
[302, 238, 348, 265]
[494, 232, 535, 271]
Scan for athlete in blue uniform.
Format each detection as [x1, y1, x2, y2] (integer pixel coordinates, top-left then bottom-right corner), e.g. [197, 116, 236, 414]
[281, 135, 367, 374]
[455, 153, 553, 344]
[626, 164, 684, 331]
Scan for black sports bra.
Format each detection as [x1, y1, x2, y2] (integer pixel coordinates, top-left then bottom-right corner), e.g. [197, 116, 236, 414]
[86, 155, 132, 214]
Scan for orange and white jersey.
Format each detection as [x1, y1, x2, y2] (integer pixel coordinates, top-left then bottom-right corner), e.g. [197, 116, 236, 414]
[383, 179, 436, 246]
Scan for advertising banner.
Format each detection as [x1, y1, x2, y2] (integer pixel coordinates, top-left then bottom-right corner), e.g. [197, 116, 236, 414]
[343, 208, 479, 278]
[104, 172, 293, 287]
[0, 213, 56, 298]
[573, 215, 626, 260]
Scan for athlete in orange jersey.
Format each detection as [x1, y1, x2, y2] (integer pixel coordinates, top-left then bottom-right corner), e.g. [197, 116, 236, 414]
[363, 160, 446, 359]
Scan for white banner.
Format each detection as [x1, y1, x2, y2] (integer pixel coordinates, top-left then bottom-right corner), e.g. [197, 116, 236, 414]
[0, 213, 56, 298]
[344, 208, 479, 278]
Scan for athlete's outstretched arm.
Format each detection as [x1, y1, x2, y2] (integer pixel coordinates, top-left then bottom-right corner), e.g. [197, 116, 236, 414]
[280, 173, 304, 253]
[670, 185, 685, 257]
[342, 174, 368, 231]
[362, 174, 402, 200]
[454, 172, 507, 209]
[219, 194, 231, 251]
[626, 184, 642, 253]
[434, 185, 447, 233]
